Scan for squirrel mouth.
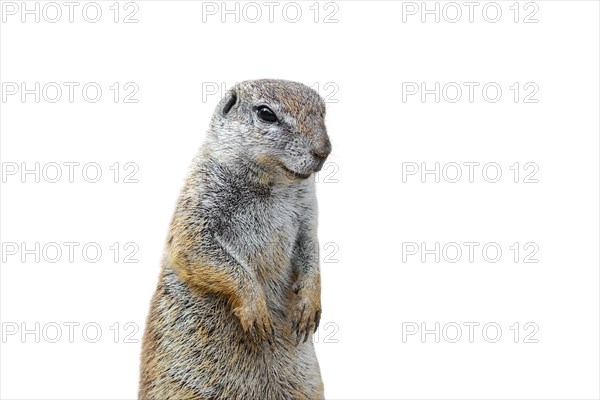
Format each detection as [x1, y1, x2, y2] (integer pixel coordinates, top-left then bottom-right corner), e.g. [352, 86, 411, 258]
[279, 163, 311, 180]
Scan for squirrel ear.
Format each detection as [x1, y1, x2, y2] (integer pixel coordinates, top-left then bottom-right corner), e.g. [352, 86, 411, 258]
[222, 90, 237, 116]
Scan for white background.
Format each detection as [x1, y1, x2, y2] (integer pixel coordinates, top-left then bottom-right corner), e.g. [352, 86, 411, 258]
[1, 1, 599, 399]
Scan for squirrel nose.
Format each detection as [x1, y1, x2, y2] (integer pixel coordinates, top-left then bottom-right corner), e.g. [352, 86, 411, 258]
[311, 138, 332, 159]
[311, 149, 329, 159]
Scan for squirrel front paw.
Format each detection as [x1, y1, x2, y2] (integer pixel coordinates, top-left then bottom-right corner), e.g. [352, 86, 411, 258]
[232, 292, 275, 344]
[291, 281, 321, 345]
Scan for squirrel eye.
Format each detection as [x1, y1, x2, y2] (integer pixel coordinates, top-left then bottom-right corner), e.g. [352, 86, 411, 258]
[256, 106, 278, 123]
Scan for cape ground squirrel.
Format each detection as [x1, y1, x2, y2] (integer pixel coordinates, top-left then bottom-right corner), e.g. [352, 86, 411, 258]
[139, 79, 332, 399]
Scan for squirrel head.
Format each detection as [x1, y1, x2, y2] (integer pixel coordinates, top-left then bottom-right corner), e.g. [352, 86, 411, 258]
[207, 79, 332, 182]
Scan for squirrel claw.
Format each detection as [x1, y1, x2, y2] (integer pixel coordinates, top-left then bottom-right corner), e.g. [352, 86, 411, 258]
[291, 277, 321, 346]
[233, 294, 274, 344]
[303, 327, 310, 343]
[295, 328, 303, 346]
[314, 310, 321, 333]
[292, 301, 321, 346]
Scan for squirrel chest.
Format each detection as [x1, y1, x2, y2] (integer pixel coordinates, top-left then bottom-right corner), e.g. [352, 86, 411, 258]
[209, 184, 303, 281]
